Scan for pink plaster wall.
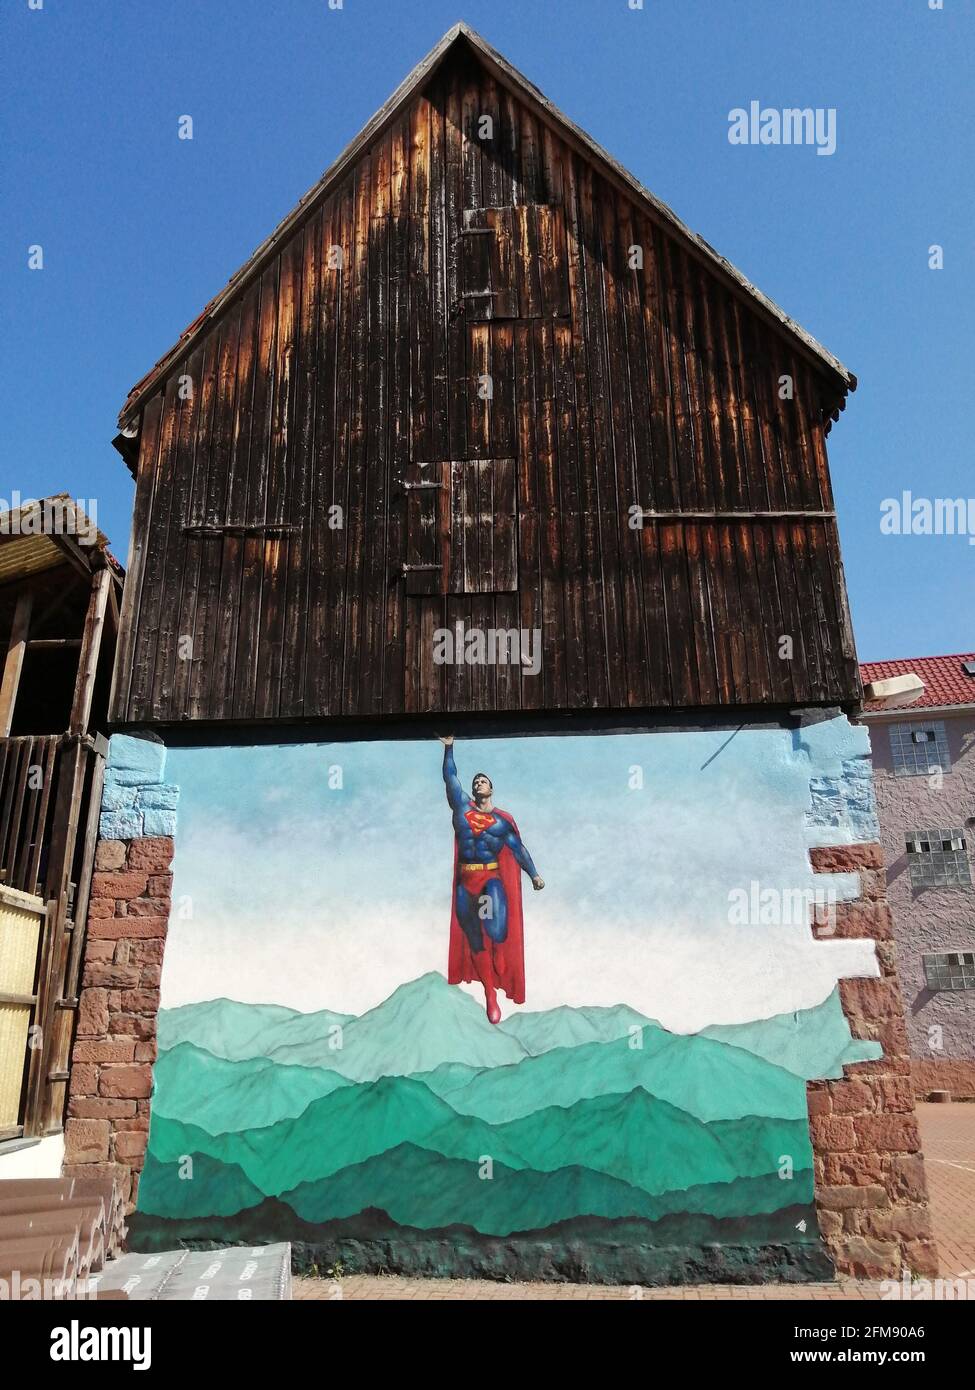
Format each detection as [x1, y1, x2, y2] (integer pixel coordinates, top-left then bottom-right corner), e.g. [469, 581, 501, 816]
[866, 710, 975, 1068]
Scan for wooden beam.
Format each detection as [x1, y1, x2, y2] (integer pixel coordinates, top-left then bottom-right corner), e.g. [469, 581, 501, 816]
[50, 532, 94, 582]
[63, 746, 105, 1004]
[106, 574, 121, 634]
[0, 590, 33, 737]
[69, 567, 111, 736]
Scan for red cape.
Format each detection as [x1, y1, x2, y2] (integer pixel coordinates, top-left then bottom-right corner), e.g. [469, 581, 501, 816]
[447, 806, 526, 1005]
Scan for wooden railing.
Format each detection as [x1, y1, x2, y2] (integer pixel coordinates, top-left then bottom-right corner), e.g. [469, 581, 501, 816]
[0, 733, 105, 1136]
[0, 734, 62, 899]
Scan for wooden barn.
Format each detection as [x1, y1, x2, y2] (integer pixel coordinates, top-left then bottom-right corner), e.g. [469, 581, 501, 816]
[58, 26, 938, 1286]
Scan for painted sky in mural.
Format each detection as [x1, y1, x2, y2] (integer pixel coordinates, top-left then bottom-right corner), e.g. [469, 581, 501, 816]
[161, 718, 878, 1029]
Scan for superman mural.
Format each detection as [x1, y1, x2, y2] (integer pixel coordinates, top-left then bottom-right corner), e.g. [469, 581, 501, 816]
[441, 736, 544, 1021]
[129, 718, 886, 1284]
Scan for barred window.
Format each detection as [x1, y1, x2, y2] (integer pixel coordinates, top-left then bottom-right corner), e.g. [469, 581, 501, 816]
[906, 828, 972, 889]
[924, 952, 975, 991]
[889, 720, 950, 777]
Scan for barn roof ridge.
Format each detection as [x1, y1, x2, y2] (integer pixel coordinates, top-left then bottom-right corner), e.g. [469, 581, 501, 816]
[116, 20, 855, 434]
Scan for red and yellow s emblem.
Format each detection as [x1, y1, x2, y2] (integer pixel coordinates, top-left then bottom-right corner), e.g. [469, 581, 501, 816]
[465, 808, 496, 834]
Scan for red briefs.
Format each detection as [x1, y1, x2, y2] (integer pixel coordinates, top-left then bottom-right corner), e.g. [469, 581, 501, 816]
[456, 863, 501, 898]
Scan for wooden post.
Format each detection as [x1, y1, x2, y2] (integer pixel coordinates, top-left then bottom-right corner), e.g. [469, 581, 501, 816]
[69, 567, 112, 736]
[0, 590, 33, 737]
[25, 738, 87, 1135]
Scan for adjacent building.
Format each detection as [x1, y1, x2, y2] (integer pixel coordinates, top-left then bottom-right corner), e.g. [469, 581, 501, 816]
[0, 496, 122, 1175]
[861, 653, 975, 1100]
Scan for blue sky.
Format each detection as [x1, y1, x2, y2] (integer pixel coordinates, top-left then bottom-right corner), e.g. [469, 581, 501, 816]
[2, 0, 971, 661]
[161, 721, 874, 1026]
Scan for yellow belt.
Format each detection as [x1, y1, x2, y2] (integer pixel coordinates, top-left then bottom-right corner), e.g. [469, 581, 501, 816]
[460, 861, 499, 872]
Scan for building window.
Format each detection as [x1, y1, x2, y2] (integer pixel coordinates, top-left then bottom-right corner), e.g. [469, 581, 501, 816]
[906, 828, 972, 889]
[889, 720, 950, 777]
[924, 952, 975, 991]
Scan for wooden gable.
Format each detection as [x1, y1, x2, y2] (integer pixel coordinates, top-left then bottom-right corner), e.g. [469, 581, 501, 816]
[111, 29, 860, 726]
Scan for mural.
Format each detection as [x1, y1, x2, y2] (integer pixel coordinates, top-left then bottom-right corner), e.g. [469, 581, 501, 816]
[131, 718, 883, 1283]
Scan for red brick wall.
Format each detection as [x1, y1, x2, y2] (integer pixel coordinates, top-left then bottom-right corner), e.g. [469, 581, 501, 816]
[62, 835, 174, 1212]
[807, 843, 939, 1278]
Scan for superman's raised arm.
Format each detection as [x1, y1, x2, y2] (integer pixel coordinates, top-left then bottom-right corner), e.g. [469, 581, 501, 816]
[442, 740, 466, 811]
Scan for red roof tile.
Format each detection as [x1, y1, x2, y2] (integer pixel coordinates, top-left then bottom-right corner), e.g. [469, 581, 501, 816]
[860, 653, 975, 711]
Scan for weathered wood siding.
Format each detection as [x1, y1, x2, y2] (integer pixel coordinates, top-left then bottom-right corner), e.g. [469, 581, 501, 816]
[113, 49, 860, 726]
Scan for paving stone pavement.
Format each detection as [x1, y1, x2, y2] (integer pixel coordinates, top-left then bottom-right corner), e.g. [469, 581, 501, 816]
[294, 1101, 975, 1301]
[916, 1101, 975, 1282]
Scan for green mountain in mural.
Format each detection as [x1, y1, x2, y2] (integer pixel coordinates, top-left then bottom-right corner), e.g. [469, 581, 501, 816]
[143, 976, 865, 1271]
[260, 973, 529, 1078]
[146, 1076, 528, 1198]
[145, 1072, 812, 1204]
[497, 1003, 655, 1055]
[156, 977, 870, 1097]
[415, 1027, 807, 1125]
[137, 1147, 267, 1221]
[137, 965, 878, 1293]
[151, 1042, 349, 1134]
[697, 990, 882, 1079]
[282, 1142, 805, 1236]
[138, 1136, 810, 1240]
[496, 1091, 810, 1194]
[157, 996, 353, 1062]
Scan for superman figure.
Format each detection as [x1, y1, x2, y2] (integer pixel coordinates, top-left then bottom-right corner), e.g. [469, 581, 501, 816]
[439, 735, 544, 1024]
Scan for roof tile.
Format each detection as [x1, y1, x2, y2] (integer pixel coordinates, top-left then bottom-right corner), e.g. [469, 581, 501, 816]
[861, 653, 975, 711]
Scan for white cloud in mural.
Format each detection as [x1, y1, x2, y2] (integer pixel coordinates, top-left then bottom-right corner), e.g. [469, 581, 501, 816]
[159, 722, 879, 1032]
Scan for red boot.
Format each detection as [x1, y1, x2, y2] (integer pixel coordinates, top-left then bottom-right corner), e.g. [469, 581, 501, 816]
[472, 950, 502, 1025]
